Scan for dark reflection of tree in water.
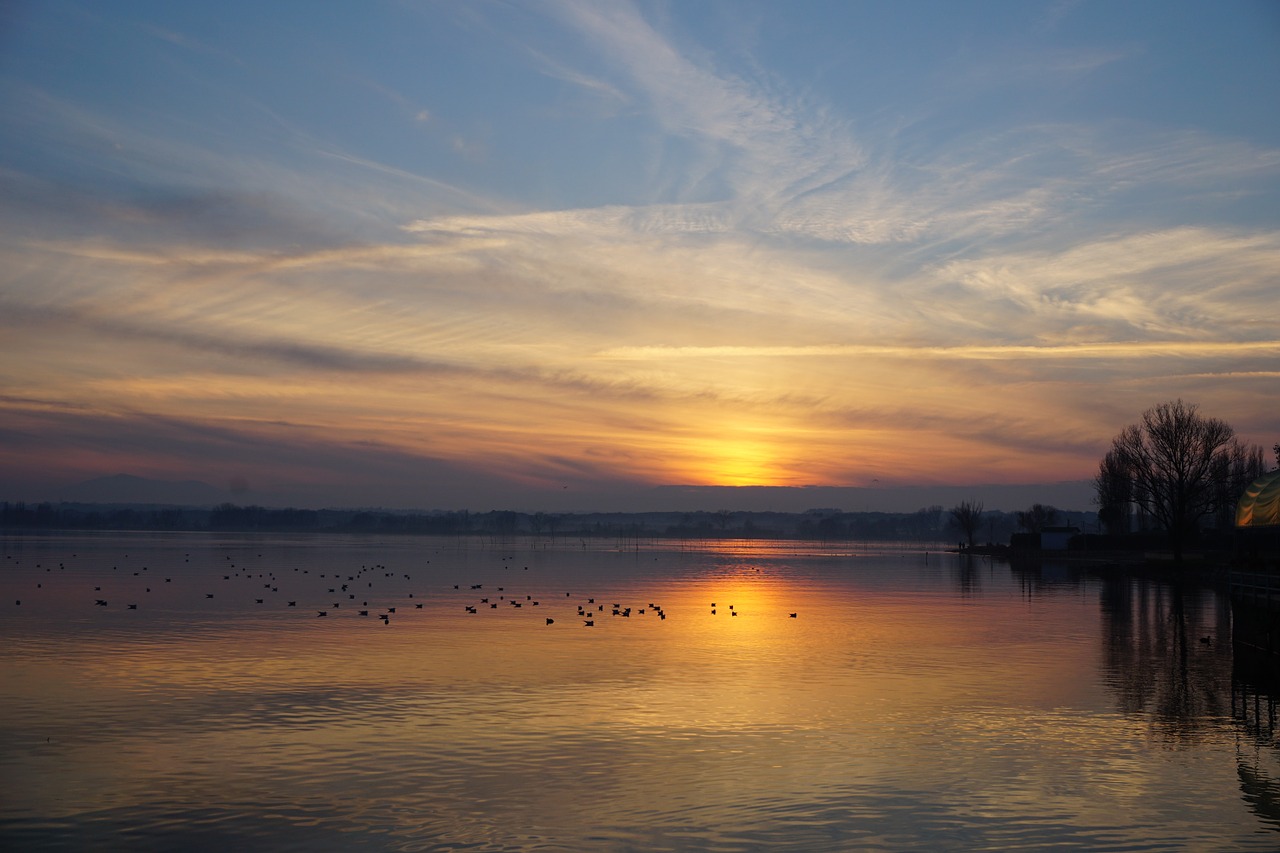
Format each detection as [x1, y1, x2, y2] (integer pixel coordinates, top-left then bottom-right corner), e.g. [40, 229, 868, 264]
[1098, 573, 1233, 741]
[1100, 571, 1280, 831]
[952, 554, 980, 597]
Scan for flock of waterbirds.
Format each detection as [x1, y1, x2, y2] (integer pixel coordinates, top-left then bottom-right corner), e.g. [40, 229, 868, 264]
[5, 549, 798, 628]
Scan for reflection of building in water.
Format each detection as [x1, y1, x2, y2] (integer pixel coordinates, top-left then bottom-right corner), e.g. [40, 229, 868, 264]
[1232, 653, 1280, 831]
[1006, 556, 1087, 597]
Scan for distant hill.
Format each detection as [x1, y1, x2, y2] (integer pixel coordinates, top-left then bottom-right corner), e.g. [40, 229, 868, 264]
[61, 474, 230, 507]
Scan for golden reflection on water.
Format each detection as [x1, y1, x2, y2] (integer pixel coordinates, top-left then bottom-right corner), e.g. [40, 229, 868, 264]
[1, 535, 1277, 850]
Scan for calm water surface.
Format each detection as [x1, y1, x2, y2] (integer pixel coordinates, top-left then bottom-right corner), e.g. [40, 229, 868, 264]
[1, 533, 1276, 851]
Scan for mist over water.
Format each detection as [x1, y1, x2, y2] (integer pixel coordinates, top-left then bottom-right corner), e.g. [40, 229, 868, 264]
[1, 533, 1276, 851]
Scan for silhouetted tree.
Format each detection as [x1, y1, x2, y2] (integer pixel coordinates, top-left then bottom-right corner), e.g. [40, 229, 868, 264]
[1095, 447, 1134, 535]
[1016, 503, 1059, 534]
[949, 500, 984, 549]
[1096, 400, 1235, 562]
[910, 505, 944, 539]
[1213, 439, 1267, 529]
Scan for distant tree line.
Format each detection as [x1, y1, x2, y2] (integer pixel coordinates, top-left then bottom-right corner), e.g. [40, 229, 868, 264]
[0, 500, 1092, 543]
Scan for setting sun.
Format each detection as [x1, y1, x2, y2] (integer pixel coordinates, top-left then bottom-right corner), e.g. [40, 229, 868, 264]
[694, 435, 783, 487]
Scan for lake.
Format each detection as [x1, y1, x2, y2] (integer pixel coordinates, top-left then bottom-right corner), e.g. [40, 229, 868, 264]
[1, 532, 1277, 851]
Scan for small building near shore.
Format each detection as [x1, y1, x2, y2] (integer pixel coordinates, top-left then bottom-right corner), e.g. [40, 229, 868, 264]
[1039, 526, 1080, 550]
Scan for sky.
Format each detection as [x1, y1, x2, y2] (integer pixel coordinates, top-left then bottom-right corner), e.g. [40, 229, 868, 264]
[1, 0, 1278, 513]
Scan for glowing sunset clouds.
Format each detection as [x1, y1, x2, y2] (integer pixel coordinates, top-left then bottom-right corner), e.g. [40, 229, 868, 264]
[1, 1, 1277, 510]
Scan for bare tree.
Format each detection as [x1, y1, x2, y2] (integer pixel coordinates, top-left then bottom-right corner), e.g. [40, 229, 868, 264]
[1097, 399, 1235, 561]
[949, 500, 984, 550]
[1016, 503, 1059, 534]
[1212, 439, 1267, 529]
[1094, 447, 1133, 535]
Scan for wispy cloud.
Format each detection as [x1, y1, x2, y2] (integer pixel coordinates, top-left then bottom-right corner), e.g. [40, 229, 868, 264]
[930, 227, 1280, 341]
[597, 340, 1280, 361]
[524, 46, 630, 104]
[548, 0, 869, 226]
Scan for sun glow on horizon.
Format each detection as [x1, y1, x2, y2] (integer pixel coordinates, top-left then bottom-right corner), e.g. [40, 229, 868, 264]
[680, 428, 792, 487]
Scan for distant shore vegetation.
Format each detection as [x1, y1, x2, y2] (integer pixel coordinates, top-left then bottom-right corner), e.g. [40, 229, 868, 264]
[1, 500, 1097, 544]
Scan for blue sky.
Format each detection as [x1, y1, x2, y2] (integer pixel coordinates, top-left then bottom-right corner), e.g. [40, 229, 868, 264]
[1, 0, 1277, 511]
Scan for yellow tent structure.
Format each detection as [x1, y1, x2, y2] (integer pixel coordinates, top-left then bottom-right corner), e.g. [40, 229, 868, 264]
[1236, 470, 1280, 528]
